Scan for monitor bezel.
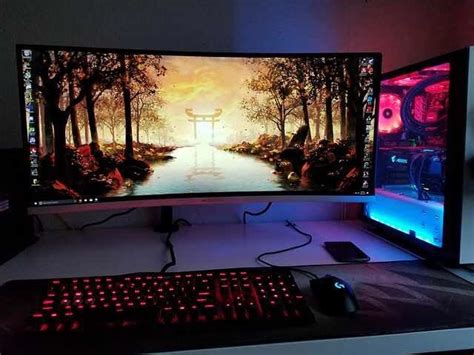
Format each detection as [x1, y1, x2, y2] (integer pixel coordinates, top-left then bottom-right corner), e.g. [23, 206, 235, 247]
[16, 44, 381, 215]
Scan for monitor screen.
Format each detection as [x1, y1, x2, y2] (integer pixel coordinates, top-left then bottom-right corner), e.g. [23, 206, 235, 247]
[18, 45, 380, 211]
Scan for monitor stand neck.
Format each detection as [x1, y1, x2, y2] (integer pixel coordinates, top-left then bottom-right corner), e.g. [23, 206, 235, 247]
[154, 206, 179, 233]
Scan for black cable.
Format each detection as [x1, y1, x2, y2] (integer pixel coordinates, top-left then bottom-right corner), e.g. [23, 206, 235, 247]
[78, 208, 136, 231]
[256, 220, 319, 280]
[174, 218, 192, 227]
[33, 215, 44, 233]
[401, 74, 448, 137]
[161, 229, 177, 273]
[243, 202, 273, 224]
[160, 218, 192, 273]
[417, 153, 431, 200]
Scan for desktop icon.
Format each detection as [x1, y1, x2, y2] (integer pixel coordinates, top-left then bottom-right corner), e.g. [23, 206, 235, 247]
[22, 49, 32, 58]
[23, 70, 32, 80]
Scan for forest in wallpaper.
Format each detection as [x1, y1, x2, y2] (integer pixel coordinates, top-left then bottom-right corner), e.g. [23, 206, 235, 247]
[23, 49, 373, 201]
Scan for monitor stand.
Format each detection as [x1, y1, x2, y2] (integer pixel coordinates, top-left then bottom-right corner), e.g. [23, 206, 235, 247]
[154, 206, 179, 233]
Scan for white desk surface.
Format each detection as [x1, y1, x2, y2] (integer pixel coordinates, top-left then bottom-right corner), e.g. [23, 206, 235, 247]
[2, 220, 473, 355]
[0, 220, 416, 283]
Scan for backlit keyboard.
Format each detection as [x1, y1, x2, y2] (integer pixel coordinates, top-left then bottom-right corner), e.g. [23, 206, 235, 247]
[28, 268, 314, 333]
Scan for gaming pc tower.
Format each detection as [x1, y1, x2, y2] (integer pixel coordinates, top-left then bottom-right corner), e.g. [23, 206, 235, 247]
[365, 47, 474, 265]
[0, 149, 36, 263]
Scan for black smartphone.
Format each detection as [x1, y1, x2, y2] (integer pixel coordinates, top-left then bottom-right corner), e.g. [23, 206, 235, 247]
[324, 241, 370, 263]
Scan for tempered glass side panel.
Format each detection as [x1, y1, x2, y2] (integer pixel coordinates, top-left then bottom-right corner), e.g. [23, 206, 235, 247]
[367, 63, 449, 248]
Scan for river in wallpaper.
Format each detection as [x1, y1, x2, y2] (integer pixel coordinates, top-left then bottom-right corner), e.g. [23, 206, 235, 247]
[110, 143, 287, 197]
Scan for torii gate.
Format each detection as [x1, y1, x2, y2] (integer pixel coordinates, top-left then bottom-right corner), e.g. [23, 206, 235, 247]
[185, 108, 222, 141]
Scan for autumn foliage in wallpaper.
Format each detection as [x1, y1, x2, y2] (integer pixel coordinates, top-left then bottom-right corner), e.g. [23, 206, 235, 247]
[22, 49, 374, 202]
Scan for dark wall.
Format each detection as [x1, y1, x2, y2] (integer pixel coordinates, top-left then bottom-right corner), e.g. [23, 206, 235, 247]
[232, 0, 474, 71]
[1, 0, 473, 150]
[0, 0, 236, 149]
[340, 0, 463, 71]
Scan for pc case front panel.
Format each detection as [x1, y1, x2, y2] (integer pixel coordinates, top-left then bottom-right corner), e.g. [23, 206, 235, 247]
[460, 47, 474, 264]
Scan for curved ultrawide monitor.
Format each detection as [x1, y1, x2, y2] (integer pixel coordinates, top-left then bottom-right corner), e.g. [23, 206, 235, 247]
[17, 45, 380, 213]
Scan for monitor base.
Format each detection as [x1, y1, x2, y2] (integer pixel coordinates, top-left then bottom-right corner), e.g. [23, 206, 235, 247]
[154, 206, 179, 233]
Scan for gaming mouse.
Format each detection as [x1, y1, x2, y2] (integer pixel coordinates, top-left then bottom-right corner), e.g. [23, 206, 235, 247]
[310, 275, 359, 316]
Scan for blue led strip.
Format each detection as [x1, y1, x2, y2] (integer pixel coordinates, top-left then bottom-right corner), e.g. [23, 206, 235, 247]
[366, 190, 444, 248]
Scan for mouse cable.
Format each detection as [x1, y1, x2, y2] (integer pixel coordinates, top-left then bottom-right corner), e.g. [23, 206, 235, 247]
[243, 202, 273, 224]
[55, 214, 75, 230]
[78, 208, 136, 231]
[256, 220, 319, 280]
[160, 218, 191, 273]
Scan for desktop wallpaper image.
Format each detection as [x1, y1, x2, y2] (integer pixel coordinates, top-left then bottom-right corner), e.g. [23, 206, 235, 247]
[21, 49, 376, 203]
